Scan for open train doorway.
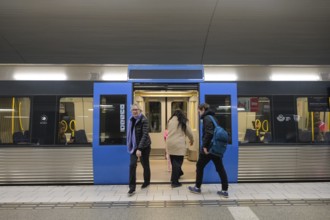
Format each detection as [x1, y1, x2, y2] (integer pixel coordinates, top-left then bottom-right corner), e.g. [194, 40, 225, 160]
[134, 89, 199, 183]
[93, 81, 237, 184]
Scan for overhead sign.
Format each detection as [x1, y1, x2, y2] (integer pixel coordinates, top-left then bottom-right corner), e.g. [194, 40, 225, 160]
[308, 97, 329, 112]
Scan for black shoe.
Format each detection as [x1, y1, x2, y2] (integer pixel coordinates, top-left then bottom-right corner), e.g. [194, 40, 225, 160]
[188, 186, 201, 194]
[141, 183, 150, 189]
[217, 190, 229, 198]
[127, 189, 135, 196]
[171, 182, 182, 188]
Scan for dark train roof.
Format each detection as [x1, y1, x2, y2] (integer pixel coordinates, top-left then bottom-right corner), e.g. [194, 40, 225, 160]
[1, 0, 329, 65]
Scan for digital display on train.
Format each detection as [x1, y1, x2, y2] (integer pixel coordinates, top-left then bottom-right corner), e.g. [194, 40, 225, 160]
[99, 95, 127, 145]
[308, 97, 330, 112]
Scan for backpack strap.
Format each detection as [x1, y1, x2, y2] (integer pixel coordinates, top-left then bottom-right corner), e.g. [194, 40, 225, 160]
[207, 115, 218, 127]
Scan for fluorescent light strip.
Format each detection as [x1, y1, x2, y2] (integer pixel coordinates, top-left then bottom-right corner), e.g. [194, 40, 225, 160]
[270, 74, 320, 81]
[14, 73, 67, 80]
[205, 73, 237, 81]
[0, 109, 14, 112]
[102, 72, 127, 81]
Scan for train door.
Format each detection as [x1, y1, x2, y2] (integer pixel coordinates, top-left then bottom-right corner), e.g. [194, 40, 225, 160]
[93, 82, 132, 184]
[144, 97, 166, 151]
[200, 83, 238, 183]
[134, 90, 199, 182]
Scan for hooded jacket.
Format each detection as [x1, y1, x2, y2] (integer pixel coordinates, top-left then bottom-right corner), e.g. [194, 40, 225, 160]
[200, 109, 216, 152]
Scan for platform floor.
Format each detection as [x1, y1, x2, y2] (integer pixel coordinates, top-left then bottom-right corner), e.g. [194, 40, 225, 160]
[1, 182, 330, 220]
[1, 182, 330, 203]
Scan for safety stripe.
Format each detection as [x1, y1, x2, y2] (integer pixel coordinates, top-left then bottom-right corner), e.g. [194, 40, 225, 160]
[228, 207, 259, 220]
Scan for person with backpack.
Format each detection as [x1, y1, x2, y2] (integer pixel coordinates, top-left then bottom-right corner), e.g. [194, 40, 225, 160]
[188, 103, 229, 198]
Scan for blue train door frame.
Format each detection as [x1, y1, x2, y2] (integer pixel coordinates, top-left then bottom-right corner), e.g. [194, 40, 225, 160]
[93, 82, 132, 184]
[92, 67, 238, 184]
[200, 83, 238, 183]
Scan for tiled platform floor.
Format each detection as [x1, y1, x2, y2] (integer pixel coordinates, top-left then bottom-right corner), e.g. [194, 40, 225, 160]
[0, 182, 329, 203]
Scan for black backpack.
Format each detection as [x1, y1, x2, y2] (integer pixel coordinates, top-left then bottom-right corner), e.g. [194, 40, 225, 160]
[207, 115, 228, 157]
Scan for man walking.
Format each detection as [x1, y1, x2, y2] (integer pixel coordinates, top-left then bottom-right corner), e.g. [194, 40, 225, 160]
[188, 103, 229, 198]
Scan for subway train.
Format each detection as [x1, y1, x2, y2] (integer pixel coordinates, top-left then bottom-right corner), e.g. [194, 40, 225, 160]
[0, 64, 329, 185]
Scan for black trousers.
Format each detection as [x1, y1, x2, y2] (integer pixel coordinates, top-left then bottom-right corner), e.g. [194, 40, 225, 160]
[169, 155, 184, 184]
[129, 147, 151, 190]
[195, 153, 228, 191]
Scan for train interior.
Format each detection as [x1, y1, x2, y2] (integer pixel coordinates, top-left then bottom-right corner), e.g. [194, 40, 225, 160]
[134, 89, 199, 183]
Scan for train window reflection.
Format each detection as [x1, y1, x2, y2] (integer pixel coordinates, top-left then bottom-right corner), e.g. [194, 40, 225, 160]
[58, 97, 93, 144]
[99, 95, 126, 145]
[145, 102, 161, 133]
[171, 102, 187, 116]
[205, 95, 232, 144]
[0, 97, 31, 144]
[297, 97, 330, 143]
[238, 97, 271, 144]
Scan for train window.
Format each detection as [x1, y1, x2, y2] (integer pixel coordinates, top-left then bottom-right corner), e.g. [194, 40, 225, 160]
[171, 102, 188, 116]
[58, 97, 93, 144]
[205, 95, 232, 144]
[99, 95, 126, 145]
[0, 97, 31, 144]
[296, 97, 330, 143]
[238, 97, 271, 144]
[145, 102, 161, 133]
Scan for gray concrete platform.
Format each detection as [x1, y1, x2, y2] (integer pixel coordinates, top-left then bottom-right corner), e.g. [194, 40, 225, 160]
[1, 182, 330, 220]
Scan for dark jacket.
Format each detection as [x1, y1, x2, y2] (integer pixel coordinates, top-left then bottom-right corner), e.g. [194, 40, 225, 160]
[201, 110, 216, 152]
[134, 114, 151, 150]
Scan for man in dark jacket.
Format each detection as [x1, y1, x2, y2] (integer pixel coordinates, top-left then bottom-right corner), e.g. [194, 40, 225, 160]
[188, 103, 229, 198]
[127, 103, 151, 196]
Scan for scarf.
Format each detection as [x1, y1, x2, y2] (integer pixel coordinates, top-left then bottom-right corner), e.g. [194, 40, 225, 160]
[127, 113, 142, 154]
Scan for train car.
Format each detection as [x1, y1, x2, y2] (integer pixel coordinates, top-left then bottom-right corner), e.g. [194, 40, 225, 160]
[0, 64, 329, 184]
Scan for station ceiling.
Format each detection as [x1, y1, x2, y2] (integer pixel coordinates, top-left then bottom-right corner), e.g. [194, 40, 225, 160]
[1, 0, 329, 65]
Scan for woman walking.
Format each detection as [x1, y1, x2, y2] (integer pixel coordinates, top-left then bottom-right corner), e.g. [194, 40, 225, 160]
[166, 109, 194, 187]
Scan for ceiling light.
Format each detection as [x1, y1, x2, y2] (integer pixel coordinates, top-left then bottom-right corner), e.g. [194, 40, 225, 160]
[0, 109, 14, 112]
[270, 73, 320, 81]
[102, 72, 127, 81]
[13, 73, 67, 80]
[205, 72, 237, 81]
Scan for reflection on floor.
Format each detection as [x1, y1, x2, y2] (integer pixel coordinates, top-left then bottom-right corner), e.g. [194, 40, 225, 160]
[136, 158, 196, 183]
